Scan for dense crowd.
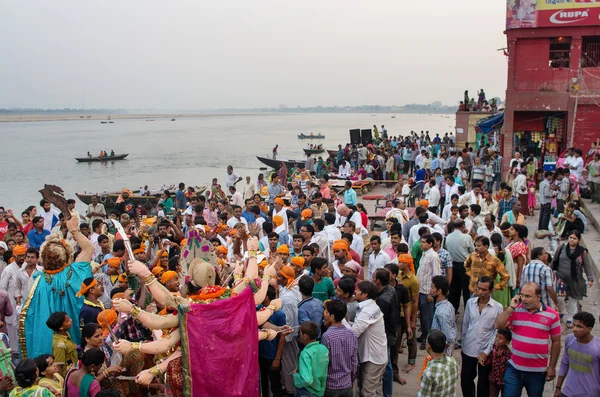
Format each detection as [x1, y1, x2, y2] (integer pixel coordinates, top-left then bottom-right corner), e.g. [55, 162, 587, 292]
[0, 128, 598, 397]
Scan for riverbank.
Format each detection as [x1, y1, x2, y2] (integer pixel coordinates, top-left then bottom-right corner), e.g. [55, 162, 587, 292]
[0, 112, 265, 123]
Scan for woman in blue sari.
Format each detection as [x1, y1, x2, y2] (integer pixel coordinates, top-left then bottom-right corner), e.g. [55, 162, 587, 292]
[20, 213, 94, 359]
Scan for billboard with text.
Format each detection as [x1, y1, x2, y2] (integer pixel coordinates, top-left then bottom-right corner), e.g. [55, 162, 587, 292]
[507, 0, 600, 29]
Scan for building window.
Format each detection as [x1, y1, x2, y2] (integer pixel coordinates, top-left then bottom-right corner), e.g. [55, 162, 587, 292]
[582, 36, 600, 68]
[549, 37, 571, 68]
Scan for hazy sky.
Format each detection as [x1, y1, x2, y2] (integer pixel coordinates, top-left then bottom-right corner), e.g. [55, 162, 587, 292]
[0, 0, 508, 109]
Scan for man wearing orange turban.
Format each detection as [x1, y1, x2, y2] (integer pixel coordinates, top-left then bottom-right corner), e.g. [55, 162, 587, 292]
[276, 244, 290, 263]
[278, 265, 296, 289]
[332, 240, 361, 280]
[272, 198, 289, 233]
[97, 309, 117, 337]
[151, 266, 165, 277]
[161, 271, 180, 293]
[77, 277, 105, 329]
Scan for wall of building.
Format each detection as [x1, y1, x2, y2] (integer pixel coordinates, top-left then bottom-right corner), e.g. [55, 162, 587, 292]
[454, 112, 491, 147]
[503, 26, 600, 170]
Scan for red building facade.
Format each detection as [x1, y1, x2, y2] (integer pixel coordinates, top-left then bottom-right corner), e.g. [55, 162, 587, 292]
[503, 0, 600, 171]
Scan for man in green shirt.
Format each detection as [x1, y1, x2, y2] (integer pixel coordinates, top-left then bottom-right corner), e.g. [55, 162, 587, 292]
[311, 258, 335, 302]
[293, 321, 329, 396]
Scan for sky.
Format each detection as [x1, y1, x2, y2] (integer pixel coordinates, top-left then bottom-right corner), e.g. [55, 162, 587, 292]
[0, 0, 508, 109]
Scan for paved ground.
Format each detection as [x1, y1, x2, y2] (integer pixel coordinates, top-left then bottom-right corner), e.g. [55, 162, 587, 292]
[354, 185, 600, 396]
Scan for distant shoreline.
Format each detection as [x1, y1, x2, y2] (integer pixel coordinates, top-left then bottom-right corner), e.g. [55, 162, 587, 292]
[0, 113, 268, 123]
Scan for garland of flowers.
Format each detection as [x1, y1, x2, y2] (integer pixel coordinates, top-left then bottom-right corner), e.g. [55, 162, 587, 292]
[188, 285, 234, 303]
[43, 266, 73, 297]
[44, 263, 68, 275]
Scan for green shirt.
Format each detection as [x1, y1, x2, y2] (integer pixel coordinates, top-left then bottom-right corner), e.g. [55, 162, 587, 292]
[312, 277, 335, 302]
[293, 341, 329, 396]
[411, 241, 423, 273]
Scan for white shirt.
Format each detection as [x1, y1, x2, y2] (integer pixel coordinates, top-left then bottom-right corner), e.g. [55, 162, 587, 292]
[310, 232, 330, 262]
[368, 250, 391, 278]
[416, 249, 442, 294]
[415, 154, 424, 169]
[225, 172, 241, 189]
[339, 163, 351, 177]
[445, 184, 459, 201]
[86, 203, 106, 222]
[346, 299, 388, 365]
[513, 173, 527, 195]
[350, 233, 364, 260]
[570, 156, 584, 180]
[408, 223, 445, 248]
[230, 191, 244, 207]
[470, 192, 483, 206]
[476, 225, 501, 238]
[427, 186, 441, 208]
[15, 264, 43, 299]
[324, 225, 342, 246]
[385, 208, 409, 226]
[464, 217, 474, 232]
[40, 208, 60, 232]
[349, 211, 368, 236]
[243, 182, 256, 199]
[461, 296, 503, 358]
[441, 203, 454, 222]
[271, 207, 290, 233]
[279, 285, 302, 340]
[90, 232, 101, 259]
[226, 216, 248, 231]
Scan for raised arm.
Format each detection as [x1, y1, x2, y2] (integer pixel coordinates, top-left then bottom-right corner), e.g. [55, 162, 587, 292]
[113, 329, 180, 356]
[68, 215, 93, 263]
[112, 298, 179, 330]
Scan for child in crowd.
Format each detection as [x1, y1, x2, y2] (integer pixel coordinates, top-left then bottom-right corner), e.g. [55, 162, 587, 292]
[35, 354, 64, 396]
[46, 312, 78, 378]
[486, 328, 512, 397]
[293, 321, 329, 397]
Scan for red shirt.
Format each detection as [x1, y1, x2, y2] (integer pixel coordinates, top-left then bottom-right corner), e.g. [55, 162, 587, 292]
[0, 221, 8, 241]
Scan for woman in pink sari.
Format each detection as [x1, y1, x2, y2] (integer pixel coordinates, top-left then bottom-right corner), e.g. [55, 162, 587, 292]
[505, 224, 529, 288]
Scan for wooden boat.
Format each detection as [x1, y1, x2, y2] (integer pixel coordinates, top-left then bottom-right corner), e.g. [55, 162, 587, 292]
[298, 133, 325, 140]
[327, 149, 338, 157]
[76, 185, 207, 210]
[256, 156, 305, 170]
[100, 121, 108, 124]
[303, 148, 325, 155]
[75, 154, 128, 163]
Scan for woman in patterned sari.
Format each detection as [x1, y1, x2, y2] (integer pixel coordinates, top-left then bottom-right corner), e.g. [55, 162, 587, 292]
[505, 224, 529, 288]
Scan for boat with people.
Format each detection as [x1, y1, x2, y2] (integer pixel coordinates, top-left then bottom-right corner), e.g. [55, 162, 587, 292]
[298, 133, 325, 139]
[75, 153, 128, 162]
[303, 148, 325, 155]
[256, 156, 305, 170]
[76, 185, 207, 209]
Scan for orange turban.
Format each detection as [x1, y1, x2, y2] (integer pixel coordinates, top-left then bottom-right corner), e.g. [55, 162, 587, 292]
[274, 197, 285, 205]
[416, 199, 429, 208]
[230, 229, 238, 237]
[332, 240, 349, 253]
[277, 244, 290, 254]
[215, 223, 228, 233]
[301, 209, 312, 220]
[203, 225, 211, 234]
[398, 254, 415, 273]
[97, 309, 117, 337]
[272, 215, 283, 226]
[180, 239, 187, 248]
[160, 250, 168, 258]
[12, 245, 27, 256]
[107, 257, 121, 268]
[279, 265, 296, 288]
[133, 243, 146, 255]
[161, 270, 178, 284]
[76, 278, 98, 297]
[258, 258, 268, 268]
[215, 245, 228, 255]
[290, 256, 305, 268]
[117, 273, 128, 283]
[151, 266, 165, 276]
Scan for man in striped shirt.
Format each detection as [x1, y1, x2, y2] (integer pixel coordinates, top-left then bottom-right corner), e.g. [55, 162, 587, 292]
[520, 247, 559, 309]
[416, 235, 442, 350]
[495, 282, 561, 397]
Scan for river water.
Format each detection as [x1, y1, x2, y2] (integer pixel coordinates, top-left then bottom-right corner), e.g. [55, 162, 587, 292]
[0, 112, 455, 212]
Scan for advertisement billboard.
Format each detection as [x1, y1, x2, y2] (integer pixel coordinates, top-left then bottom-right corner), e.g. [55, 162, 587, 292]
[507, 0, 600, 29]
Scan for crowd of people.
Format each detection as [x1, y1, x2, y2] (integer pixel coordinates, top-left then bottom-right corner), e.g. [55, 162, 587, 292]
[458, 89, 498, 113]
[0, 127, 598, 397]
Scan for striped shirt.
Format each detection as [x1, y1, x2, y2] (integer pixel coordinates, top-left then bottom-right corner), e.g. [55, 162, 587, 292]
[520, 260, 554, 307]
[417, 249, 442, 294]
[321, 325, 358, 390]
[432, 299, 456, 344]
[507, 303, 561, 372]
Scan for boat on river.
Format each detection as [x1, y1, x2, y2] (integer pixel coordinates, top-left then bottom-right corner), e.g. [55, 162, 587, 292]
[303, 148, 325, 155]
[76, 185, 207, 210]
[298, 133, 325, 140]
[75, 154, 128, 163]
[256, 156, 305, 170]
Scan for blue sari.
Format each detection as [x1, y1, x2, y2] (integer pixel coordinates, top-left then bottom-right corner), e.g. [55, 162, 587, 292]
[21, 261, 92, 358]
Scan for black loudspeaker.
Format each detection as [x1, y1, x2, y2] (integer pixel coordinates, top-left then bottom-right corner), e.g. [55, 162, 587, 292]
[361, 129, 373, 145]
[349, 129, 361, 145]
